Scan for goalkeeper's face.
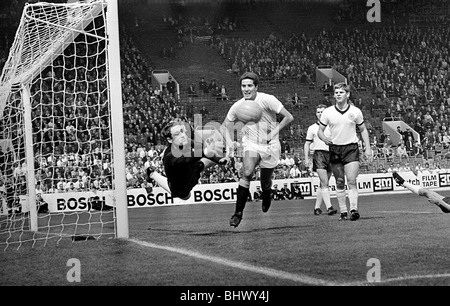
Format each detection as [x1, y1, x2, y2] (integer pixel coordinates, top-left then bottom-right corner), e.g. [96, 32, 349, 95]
[169, 125, 189, 147]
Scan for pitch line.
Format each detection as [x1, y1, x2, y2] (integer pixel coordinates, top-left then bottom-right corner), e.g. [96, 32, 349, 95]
[373, 210, 435, 214]
[346, 273, 450, 286]
[377, 273, 450, 284]
[129, 238, 339, 286]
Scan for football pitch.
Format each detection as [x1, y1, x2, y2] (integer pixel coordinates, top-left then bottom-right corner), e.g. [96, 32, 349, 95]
[1, 191, 450, 288]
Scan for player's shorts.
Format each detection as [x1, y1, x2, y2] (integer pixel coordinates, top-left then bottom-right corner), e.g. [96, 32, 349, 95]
[242, 140, 280, 169]
[329, 143, 360, 165]
[312, 150, 331, 171]
[169, 162, 203, 200]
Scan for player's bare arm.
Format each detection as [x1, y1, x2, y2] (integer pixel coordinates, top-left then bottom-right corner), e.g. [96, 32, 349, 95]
[358, 123, 373, 162]
[318, 123, 332, 145]
[304, 140, 312, 167]
[274, 107, 294, 135]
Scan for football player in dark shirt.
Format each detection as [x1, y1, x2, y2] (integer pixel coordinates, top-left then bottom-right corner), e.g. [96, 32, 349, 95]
[146, 120, 228, 200]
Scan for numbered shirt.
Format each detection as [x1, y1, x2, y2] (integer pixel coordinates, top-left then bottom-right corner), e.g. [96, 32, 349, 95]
[319, 104, 364, 145]
[305, 122, 330, 151]
[226, 92, 284, 145]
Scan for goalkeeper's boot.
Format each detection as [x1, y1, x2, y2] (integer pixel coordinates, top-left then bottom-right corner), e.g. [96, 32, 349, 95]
[314, 208, 322, 215]
[327, 206, 338, 215]
[229, 212, 243, 228]
[261, 189, 272, 213]
[349, 209, 360, 221]
[393, 171, 405, 186]
[339, 212, 348, 221]
[145, 165, 156, 183]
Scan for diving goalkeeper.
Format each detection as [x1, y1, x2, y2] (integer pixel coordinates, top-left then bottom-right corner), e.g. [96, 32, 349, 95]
[146, 119, 229, 200]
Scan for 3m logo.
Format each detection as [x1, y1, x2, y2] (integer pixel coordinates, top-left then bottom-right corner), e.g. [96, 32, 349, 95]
[291, 182, 312, 197]
[373, 177, 393, 192]
[439, 173, 450, 187]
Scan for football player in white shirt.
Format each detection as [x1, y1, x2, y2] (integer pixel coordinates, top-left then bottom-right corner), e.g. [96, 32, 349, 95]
[304, 104, 337, 216]
[222, 72, 294, 227]
[318, 83, 372, 221]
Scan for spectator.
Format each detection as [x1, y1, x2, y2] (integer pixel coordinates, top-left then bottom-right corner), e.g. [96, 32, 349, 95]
[208, 79, 217, 94]
[166, 76, 177, 98]
[198, 77, 208, 94]
[291, 93, 301, 107]
[219, 84, 228, 100]
[289, 164, 301, 178]
[396, 142, 409, 160]
[405, 135, 415, 155]
[381, 143, 393, 161]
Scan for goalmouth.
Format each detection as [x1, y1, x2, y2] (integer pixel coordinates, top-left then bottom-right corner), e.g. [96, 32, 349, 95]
[0, 0, 128, 250]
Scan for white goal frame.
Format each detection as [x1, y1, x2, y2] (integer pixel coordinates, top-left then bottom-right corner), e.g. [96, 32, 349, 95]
[0, 0, 128, 246]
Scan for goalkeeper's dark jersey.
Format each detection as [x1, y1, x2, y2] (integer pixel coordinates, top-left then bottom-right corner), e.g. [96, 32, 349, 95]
[162, 140, 221, 199]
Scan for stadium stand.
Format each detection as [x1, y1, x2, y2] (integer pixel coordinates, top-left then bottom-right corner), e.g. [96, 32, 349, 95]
[1, 0, 449, 190]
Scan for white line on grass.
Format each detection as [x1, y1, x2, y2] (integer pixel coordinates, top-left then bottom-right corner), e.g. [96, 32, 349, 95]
[348, 273, 450, 286]
[373, 210, 436, 214]
[129, 238, 339, 286]
[129, 239, 450, 286]
[378, 273, 450, 284]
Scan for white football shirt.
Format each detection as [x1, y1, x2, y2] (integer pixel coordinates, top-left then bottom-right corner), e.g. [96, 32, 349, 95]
[305, 122, 330, 151]
[226, 92, 284, 145]
[319, 104, 364, 145]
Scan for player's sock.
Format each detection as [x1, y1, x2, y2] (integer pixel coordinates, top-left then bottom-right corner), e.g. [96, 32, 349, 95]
[336, 189, 347, 213]
[348, 189, 358, 211]
[235, 183, 250, 214]
[321, 188, 332, 209]
[149, 171, 171, 193]
[315, 188, 322, 209]
[402, 182, 421, 195]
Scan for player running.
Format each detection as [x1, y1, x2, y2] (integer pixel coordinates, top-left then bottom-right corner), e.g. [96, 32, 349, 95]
[393, 171, 450, 213]
[221, 72, 294, 228]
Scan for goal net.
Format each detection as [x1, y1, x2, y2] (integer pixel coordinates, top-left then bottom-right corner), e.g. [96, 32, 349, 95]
[0, 0, 128, 250]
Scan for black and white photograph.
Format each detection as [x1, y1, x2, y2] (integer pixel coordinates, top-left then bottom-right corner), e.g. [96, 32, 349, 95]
[1, 0, 450, 294]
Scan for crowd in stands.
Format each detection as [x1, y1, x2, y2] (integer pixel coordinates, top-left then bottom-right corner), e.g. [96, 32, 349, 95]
[0, 0, 449, 196]
[161, 2, 243, 47]
[121, 1, 450, 188]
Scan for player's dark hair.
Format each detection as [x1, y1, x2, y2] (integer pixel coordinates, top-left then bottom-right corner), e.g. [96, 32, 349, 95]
[317, 104, 327, 109]
[161, 119, 194, 143]
[161, 119, 180, 140]
[239, 71, 259, 87]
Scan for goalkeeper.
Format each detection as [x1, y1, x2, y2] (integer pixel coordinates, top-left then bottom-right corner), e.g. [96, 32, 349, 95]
[393, 171, 450, 213]
[146, 120, 229, 200]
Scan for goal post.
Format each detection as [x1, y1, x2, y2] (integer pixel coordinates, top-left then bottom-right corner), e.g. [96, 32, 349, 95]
[106, 0, 128, 239]
[0, 0, 128, 250]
